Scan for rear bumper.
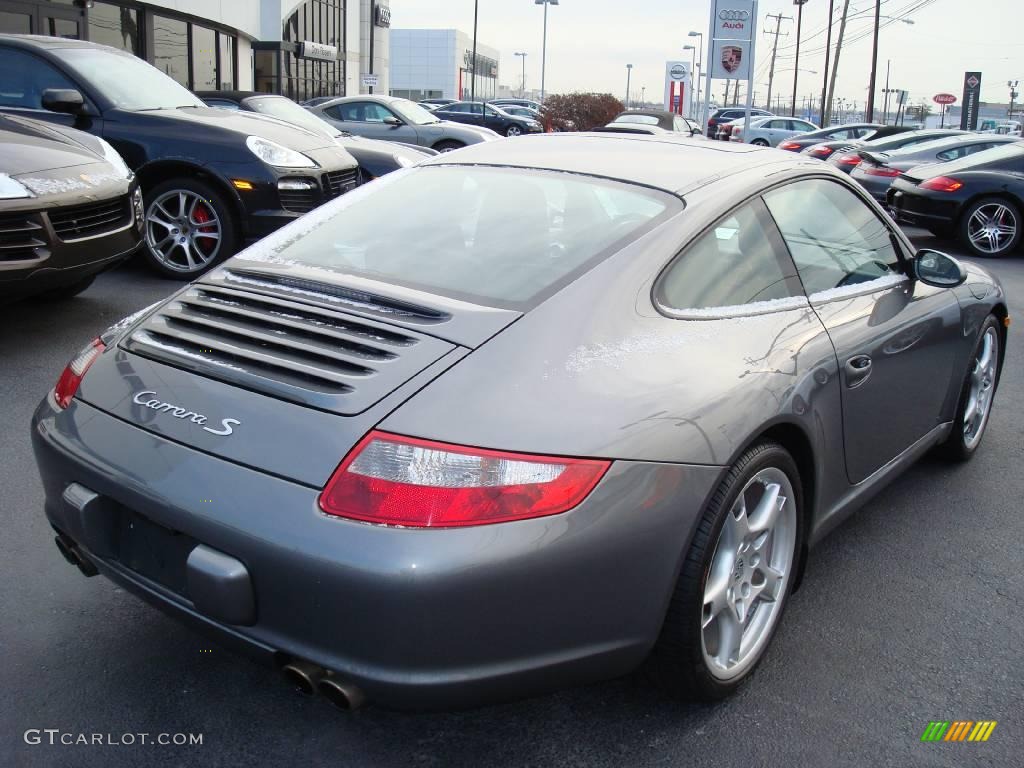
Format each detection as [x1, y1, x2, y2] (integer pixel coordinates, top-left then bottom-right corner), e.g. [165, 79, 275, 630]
[31, 396, 722, 709]
[887, 187, 962, 228]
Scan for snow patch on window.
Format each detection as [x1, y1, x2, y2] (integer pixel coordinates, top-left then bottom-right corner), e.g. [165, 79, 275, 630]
[809, 273, 908, 304]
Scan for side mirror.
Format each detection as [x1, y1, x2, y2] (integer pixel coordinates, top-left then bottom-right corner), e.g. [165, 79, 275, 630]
[913, 249, 967, 288]
[383, 115, 402, 127]
[42, 88, 85, 115]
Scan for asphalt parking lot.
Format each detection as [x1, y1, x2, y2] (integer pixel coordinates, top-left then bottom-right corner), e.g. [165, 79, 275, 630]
[1, 229, 1021, 768]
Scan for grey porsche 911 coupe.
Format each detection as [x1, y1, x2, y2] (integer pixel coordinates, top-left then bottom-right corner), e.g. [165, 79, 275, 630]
[31, 134, 1007, 711]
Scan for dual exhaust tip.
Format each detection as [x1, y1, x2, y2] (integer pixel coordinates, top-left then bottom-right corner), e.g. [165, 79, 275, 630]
[53, 534, 365, 710]
[54, 533, 99, 578]
[281, 659, 366, 711]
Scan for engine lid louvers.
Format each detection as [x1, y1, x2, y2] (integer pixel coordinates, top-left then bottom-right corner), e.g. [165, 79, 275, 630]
[121, 284, 456, 415]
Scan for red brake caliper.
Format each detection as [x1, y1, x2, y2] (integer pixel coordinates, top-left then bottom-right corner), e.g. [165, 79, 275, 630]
[192, 203, 216, 254]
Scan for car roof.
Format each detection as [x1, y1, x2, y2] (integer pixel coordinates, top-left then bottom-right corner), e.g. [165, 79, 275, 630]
[421, 132, 811, 197]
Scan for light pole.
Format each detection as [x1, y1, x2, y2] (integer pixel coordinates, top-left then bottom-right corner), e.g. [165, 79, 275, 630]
[688, 31, 704, 126]
[1010, 81, 1020, 121]
[683, 45, 697, 117]
[625, 64, 633, 109]
[791, 0, 809, 117]
[514, 52, 528, 97]
[641, 86, 646, 107]
[470, 0, 479, 103]
[535, 0, 559, 103]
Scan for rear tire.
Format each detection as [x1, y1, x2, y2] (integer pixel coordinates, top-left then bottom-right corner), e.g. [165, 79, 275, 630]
[751, 138, 769, 147]
[433, 140, 465, 153]
[648, 442, 803, 701]
[958, 197, 1021, 258]
[142, 178, 238, 279]
[935, 315, 1002, 461]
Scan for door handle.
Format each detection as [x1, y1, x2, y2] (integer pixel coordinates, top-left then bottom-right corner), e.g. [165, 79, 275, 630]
[845, 355, 873, 388]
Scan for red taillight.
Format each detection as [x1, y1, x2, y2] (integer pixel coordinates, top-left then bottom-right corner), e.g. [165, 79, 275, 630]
[920, 176, 964, 192]
[319, 431, 611, 528]
[837, 153, 862, 166]
[53, 338, 105, 409]
[779, 141, 801, 151]
[863, 165, 901, 177]
[809, 146, 835, 157]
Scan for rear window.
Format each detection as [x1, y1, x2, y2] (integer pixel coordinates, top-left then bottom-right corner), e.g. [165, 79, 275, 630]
[614, 114, 659, 126]
[254, 166, 677, 309]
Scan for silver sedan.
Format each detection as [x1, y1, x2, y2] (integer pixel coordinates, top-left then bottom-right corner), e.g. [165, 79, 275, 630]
[730, 116, 819, 146]
[309, 95, 499, 152]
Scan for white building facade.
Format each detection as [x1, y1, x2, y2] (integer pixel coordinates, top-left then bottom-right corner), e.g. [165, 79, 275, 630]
[389, 29, 500, 102]
[0, 0, 392, 101]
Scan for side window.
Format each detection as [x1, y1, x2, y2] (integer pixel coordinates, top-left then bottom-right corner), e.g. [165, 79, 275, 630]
[445, 103, 468, 113]
[204, 100, 240, 111]
[362, 103, 394, 122]
[764, 179, 901, 295]
[0, 48, 78, 110]
[936, 147, 963, 161]
[657, 199, 802, 312]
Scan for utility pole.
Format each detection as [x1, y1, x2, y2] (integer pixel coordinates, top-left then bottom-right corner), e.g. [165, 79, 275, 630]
[825, 0, 851, 126]
[791, 0, 808, 117]
[723, 79, 731, 106]
[820, 0, 834, 124]
[514, 52, 527, 98]
[1010, 80, 1020, 121]
[733, 79, 740, 106]
[625, 64, 633, 109]
[882, 60, 891, 123]
[865, 0, 881, 121]
[764, 12, 791, 114]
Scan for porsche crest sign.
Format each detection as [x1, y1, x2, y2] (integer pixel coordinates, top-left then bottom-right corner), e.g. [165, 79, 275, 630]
[709, 0, 755, 80]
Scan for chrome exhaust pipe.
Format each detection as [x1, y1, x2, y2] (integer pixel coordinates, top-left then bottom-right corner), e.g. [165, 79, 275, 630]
[54, 535, 99, 577]
[318, 674, 366, 711]
[280, 660, 322, 696]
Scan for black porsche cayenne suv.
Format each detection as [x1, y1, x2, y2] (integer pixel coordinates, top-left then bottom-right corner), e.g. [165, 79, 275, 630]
[0, 35, 360, 278]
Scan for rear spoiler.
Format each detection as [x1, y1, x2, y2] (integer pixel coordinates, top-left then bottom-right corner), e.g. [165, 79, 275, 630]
[858, 150, 890, 165]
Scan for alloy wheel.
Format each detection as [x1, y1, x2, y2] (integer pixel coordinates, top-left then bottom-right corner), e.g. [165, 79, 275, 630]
[701, 467, 797, 681]
[967, 203, 1017, 255]
[507, 126, 522, 137]
[963, 326, 999, 449]
[145, 190, 223, 273]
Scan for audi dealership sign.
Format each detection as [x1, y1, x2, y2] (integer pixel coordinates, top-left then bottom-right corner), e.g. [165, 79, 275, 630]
[709, 0, 756, 80]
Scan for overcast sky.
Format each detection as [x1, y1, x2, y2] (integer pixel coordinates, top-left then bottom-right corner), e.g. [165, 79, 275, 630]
[390, 0, 1021, 110]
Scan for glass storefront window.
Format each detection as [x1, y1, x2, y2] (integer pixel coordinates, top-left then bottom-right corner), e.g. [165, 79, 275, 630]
[0, 11, 33, 34]
[152, 15, 188, 87]
[218, 33, 235, 89]
[87, 2, 140, 55]
[191, 24, 216, 90]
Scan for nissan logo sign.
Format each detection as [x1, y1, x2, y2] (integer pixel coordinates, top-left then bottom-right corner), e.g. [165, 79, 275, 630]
[670, 64, 687, 80]
[719, 10, 750, 21]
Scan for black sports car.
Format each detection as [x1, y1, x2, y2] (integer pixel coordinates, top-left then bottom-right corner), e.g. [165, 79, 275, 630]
[196, 91, 433, 181]
[0, 35, 359, 278]
[778, 123, 909, 153]
[431, 101, 544, 137]
[0, 114, 142, 302]
[888, 140, 1024, 258]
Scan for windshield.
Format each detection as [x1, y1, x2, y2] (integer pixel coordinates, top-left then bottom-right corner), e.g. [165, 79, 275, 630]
[256, 166, 676, 308]
[614, 114, 659, 126]
[245, 96, 336, 136]
[389, 99, 440, 125]
[60, 48, 204, 111]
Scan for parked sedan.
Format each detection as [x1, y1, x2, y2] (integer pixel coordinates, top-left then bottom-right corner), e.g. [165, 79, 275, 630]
[851, 133, 1019, 203]
[33, 133, 1006, 712]
[777, 123, 910, 153]
[889, 141, 1024, 257]
[431, 101, 544, 137]
[0, 114, 142, 302]
[311, 95, 498, 151]
[0, 35, 360, 278]
[610, 110, 702, 136]
[197, 91, 432, 182]
[707, 107, 773, 140]
[809, 129, 965, 174]
[730, 117, 818, 146]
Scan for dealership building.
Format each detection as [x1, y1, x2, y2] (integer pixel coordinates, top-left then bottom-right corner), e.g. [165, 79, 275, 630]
[0, 0, 392, 102]
[389, 28, 501, 102]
